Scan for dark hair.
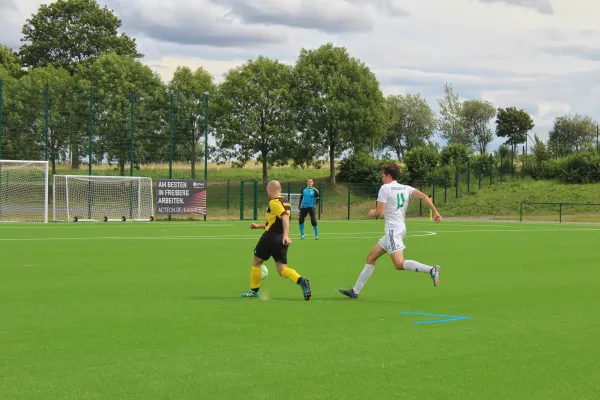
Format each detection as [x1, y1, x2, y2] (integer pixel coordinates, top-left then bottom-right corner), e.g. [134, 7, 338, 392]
[381, 163, 400, 180]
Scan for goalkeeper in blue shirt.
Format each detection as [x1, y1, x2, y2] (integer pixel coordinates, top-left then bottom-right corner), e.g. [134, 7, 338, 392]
[298, 178, 320, 240]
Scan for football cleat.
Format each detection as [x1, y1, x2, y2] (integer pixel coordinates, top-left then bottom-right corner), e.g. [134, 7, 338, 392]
[430, 265, 440, 287]
[338, 288, 358, 299]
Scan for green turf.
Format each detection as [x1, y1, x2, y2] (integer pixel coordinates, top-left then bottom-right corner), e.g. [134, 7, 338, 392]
[1, 220, 600, 399]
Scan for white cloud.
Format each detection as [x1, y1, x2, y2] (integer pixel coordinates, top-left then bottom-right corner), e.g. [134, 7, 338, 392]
[2, 0, 600, 149]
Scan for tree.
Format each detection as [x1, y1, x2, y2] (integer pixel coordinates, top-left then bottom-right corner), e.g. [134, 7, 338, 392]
[495, 106, 534, 154]
[168, 66, 216, 179]
[549, 113, 597, 156]
[212, 56, 296, 185]
[403, 144, 439, 182]
[437, 83, 470, 146]
[78, 52, 166, 175]
[19, 0, 141, 74]
[0, 44, 23, 78]
[293, 43, 385, 184]
[531, 135, 550, 164]
[18, 66, 76, 173]
[383, 93, 436, 159]
[439, 143, 472, 166]
[461, 99, 496, 154]
[0, 67, 29, 160]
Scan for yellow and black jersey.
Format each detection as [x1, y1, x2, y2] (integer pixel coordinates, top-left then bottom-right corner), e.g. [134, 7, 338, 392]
[264, 196, 292, 233]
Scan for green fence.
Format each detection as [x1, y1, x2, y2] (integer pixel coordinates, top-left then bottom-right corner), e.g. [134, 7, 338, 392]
[520, 202, 600, 223]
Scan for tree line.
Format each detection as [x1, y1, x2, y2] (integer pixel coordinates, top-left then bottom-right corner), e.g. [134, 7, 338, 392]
[0, 0, 598, 185]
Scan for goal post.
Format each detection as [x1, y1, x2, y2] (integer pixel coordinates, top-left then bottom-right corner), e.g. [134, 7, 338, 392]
[282, 193, 302, 213]
[0, 160, 49, 223]
[52, 175, 154, 222]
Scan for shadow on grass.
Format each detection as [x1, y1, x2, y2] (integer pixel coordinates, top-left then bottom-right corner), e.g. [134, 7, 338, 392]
[183, 295, 404, 304]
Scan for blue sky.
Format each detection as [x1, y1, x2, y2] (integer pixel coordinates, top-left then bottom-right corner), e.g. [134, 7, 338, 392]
[1, 0, 599, 152]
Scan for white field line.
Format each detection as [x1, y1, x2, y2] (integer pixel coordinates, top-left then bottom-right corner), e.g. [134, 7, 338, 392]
[0, 221, 574, 230]
[0, 232, 438, 241]
[2, 227, 600, 241]
[0, 223, 235, 229]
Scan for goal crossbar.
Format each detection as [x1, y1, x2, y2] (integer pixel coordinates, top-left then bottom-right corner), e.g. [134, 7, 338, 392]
[52, 175, 154, 222]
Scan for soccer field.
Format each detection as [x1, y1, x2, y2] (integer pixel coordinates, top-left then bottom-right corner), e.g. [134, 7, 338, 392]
[1, 220, 599, 399]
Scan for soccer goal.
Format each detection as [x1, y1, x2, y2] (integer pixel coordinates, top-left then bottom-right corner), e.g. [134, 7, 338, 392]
[52, 175, 154, 222]
[282, 193, 301, 213]
[0, 160, 49, 223]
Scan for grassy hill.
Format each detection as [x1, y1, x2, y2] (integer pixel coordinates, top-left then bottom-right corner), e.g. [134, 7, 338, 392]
[430, 179, 600, 222]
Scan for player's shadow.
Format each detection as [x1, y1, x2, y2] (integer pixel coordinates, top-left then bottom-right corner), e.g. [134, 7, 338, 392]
[185, 295, 312, 302]
[184, 295, 398, 303]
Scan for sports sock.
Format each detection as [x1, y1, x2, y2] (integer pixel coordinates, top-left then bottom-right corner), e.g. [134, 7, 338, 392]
[313, 225, 319, 236]
[281, 267, 301, 284]
[353, 264, 375, 294]
[299, 223, 305, 236]
[403, 260, 433, 274]
[250, 266, 262, 291]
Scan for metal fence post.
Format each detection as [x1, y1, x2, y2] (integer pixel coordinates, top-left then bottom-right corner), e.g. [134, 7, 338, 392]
[444, 171, 448, 203]
[168, 93, 173, 221]
[347, 184, 351, 220]
[0, 79, 3, 159]
[500, 153, 503, 182]
[318, 180, 323, 219]
[203, 94, 209, 221]
[419, 181, 423, 216]
[130, 89, 135, 176]
[88, 88, 93, 175]
[559, 203, 562, 224]
[240, 181, 244, 221]
[44, 83, 49, 162]
[253, 180, 258, 220]
[455, 163, 459, 199]
[467, 159, 471, 193]
[227, 178, 230, 210]
[489, 154, 493, 185]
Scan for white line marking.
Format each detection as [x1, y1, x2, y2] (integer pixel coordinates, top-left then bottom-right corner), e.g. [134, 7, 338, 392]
[0, 223, 235, 229]
[0, 232, 438, 241]
[2, 227, 599, 242]
[433, 228, 600, 233]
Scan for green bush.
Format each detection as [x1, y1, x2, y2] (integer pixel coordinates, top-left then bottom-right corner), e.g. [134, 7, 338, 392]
[404, 145, 439, 182]
[522, 151, 600, 183]
[439, 143, 472, 166]
[562, 151, 600, 183]
[339, 152, 408, 189]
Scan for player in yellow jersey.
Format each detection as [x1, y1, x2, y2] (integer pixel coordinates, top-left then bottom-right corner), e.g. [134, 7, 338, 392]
[241, 180, 312, 300]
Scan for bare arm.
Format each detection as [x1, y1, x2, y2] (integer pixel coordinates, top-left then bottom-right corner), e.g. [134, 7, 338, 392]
[368, 201, 386, 218]
[412, 189, 442, 222]
[250, 223, 266, 229]
[281, 213, 292, 245]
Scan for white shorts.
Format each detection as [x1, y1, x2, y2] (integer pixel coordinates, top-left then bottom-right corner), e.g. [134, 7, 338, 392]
[378, 229, 406, 254]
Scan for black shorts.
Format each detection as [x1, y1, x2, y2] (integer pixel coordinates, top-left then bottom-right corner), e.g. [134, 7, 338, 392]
[299, 207, 317, 225]
[254, 231, 288, 264]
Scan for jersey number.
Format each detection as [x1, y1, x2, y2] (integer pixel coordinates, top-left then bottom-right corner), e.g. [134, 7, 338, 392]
[396, 193, 405, 209]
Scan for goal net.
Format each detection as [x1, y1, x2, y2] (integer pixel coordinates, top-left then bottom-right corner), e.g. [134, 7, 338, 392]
[0, 160, 49, 223]
[52, 175, 154, 222]
[282, 193, 302, 213]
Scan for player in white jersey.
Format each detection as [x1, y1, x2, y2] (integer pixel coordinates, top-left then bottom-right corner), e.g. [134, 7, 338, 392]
[338, 163, 442, 299]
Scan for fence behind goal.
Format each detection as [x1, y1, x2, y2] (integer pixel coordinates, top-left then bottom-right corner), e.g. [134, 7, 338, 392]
[52, 175, 154, 222]
[0, 160, 48, 223]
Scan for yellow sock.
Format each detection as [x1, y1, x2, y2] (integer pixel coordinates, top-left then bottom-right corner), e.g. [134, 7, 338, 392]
[250, 266, 262, 290]
[281, 267, 301, 284]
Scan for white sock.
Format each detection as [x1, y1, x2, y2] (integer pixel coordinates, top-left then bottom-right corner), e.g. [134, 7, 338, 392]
[404, 260, 433, 274]
[353, 264, 375, 294]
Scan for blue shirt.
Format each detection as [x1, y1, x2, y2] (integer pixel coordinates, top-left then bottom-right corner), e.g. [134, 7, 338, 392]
[300, 187, 319, 209]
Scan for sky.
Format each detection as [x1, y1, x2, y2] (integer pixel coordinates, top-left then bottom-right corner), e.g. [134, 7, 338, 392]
[1, 0, 599, 152]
